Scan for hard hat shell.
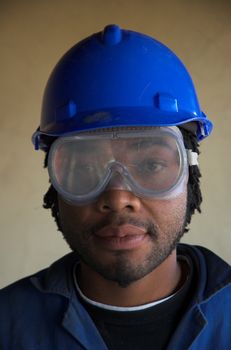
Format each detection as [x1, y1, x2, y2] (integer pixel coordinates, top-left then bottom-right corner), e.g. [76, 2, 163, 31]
[33, 24, 213, 148]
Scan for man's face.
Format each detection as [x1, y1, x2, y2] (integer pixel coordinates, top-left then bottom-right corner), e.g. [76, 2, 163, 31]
[58, 185, 187, 287]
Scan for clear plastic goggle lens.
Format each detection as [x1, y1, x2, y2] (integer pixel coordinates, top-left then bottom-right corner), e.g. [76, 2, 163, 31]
[48, 127, 188, 204]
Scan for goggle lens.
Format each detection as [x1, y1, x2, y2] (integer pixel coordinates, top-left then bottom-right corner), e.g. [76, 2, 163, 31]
[48, 128, 187, 204]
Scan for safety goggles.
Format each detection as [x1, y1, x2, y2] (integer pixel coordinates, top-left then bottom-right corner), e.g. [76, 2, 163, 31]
[48, 127, 197, 205]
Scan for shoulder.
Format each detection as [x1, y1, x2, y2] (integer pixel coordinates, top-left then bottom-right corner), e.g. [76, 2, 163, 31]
[0, 253, 81, 348]
[0, 269, 46, 306]
[178, 243, 231, 304]
[0, 252, 79, 322]
[0, 252, 79, 308]
[177, 244, 231, 347]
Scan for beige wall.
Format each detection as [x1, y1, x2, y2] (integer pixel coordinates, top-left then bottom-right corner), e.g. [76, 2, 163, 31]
[1, 0, 231, 288]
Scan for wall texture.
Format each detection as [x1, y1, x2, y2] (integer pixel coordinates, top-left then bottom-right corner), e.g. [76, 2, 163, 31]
[1, 0, 231, 288]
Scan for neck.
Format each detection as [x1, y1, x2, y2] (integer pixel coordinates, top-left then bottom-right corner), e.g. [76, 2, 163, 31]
[77, 250, 184, 307]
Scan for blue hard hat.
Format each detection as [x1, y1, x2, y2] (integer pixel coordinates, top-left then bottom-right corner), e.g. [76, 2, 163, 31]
[33, 24, 213, 149]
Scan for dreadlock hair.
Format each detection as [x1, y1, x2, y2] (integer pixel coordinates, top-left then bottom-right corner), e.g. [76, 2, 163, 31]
[180, 128, 202, 232]
[43, 127, 202, 233]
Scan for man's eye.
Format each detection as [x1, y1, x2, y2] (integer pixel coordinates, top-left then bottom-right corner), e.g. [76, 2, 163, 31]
[129, 159, 166, 175]
[141, 160, 165, 173]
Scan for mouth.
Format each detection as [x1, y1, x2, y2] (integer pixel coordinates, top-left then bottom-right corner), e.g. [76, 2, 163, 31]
[94, 224, 148, 250]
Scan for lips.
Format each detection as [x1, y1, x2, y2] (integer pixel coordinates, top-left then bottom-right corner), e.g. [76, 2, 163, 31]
[94, 224, 148, 250]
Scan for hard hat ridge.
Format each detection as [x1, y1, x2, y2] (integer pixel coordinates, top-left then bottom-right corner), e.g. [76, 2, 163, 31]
[101, 24, 122, 45]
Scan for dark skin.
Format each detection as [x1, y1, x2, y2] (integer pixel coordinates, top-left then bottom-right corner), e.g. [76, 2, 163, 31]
[58, 182, 188, 307]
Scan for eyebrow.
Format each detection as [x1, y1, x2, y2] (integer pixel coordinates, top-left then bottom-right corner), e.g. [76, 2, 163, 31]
[128, 138, 174, 151]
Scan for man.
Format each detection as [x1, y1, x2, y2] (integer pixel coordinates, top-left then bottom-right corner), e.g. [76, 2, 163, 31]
[0, 24, 230, 349]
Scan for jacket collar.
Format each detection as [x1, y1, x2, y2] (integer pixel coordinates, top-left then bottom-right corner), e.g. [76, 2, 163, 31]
[30, 252, 79, 298]
[30, 244, 231, 303]
[177, 244, 231, 304]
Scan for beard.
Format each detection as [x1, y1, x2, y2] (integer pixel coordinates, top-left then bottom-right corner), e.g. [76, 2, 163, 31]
[61, 212, 186, 288]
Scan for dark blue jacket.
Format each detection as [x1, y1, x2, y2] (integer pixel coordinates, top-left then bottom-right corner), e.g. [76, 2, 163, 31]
[0, 244, 231, 350]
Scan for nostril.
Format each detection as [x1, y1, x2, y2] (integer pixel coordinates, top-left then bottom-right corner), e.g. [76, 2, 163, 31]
[102, 201, 133, 212]
[101, 203, 111, 211]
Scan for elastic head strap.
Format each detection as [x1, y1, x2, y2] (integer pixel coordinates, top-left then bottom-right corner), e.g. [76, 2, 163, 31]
[187, 150, 198, 166]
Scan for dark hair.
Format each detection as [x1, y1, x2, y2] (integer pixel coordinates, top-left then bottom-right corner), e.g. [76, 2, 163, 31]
[43, 128, 202, 233]
[180, 128, 202, 232]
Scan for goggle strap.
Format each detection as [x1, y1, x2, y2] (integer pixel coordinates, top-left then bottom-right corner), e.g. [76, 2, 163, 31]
[187, 150, 199, 166]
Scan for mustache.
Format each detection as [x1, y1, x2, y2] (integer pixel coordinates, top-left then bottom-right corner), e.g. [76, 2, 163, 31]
[84, 214, 158, 240]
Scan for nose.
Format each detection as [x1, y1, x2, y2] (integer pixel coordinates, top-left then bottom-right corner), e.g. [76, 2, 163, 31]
[96, 173, 141, 213]
[96, 189, 141, 213]
[104, 171, 132, 191]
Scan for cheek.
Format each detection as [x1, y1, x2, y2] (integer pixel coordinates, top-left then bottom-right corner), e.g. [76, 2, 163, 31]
[142, 190, 188, 229]
[164, 192, 187, 216]
[163, 193, 187, 231]
[58, 196, 93, 232]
